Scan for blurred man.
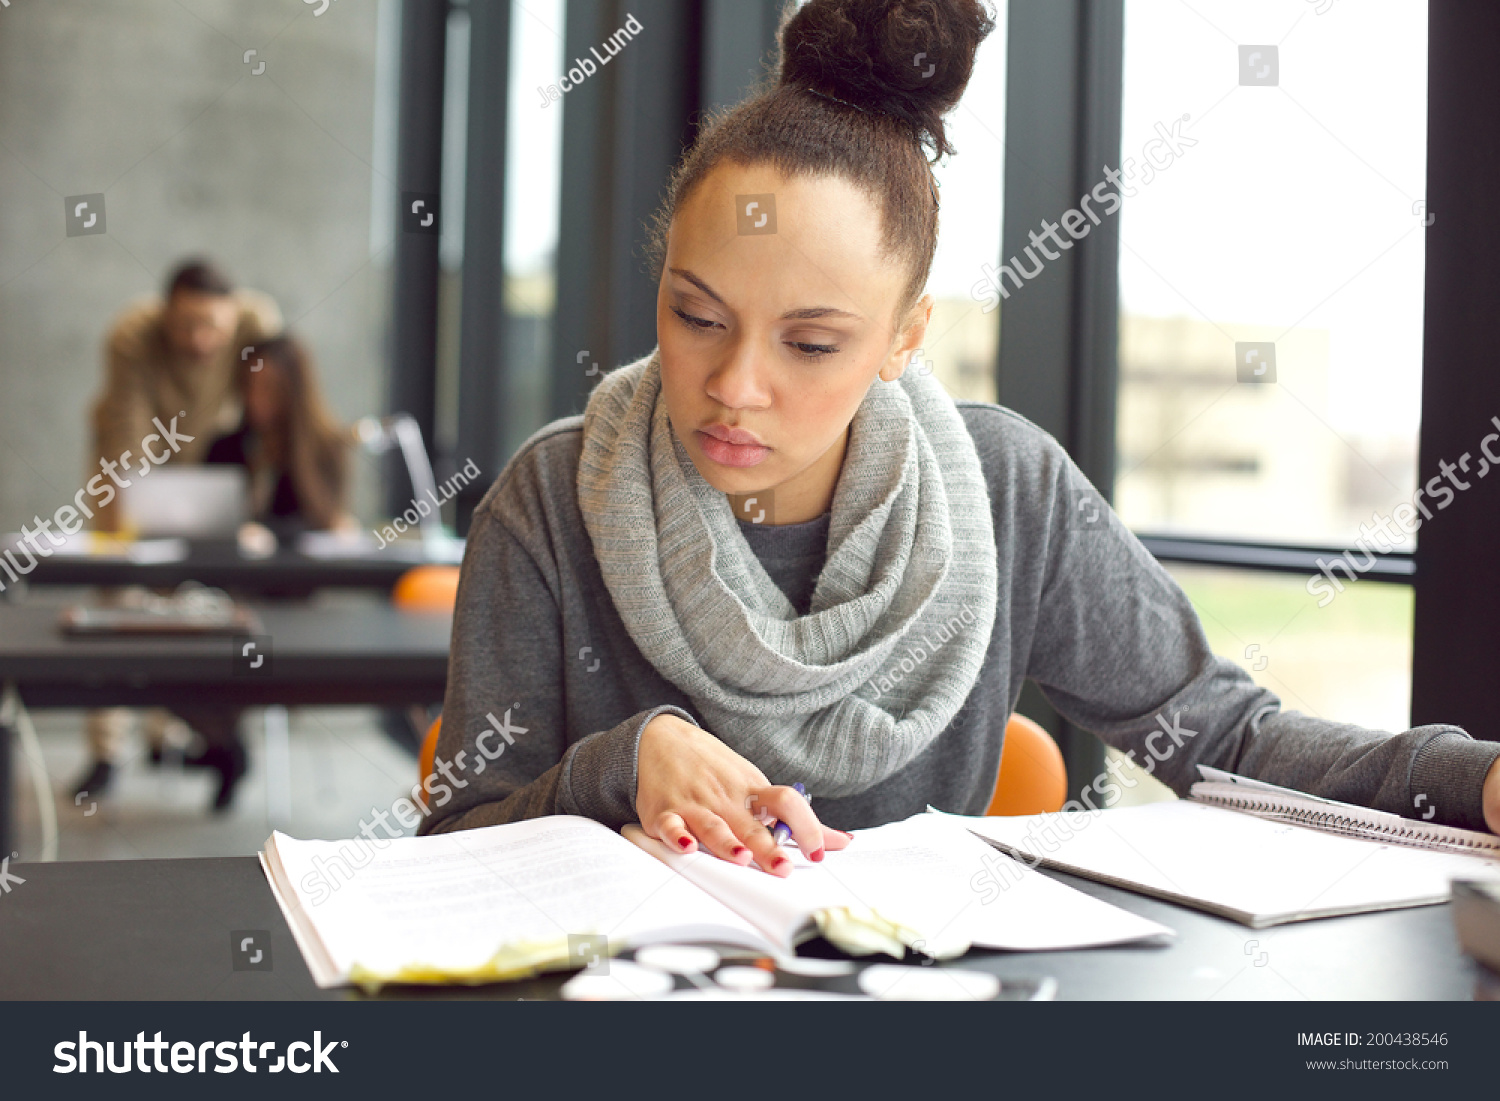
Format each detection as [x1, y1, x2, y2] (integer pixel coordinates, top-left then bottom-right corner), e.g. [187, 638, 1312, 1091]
[90, 259, 281, 529]
[74, 259, 281, 809]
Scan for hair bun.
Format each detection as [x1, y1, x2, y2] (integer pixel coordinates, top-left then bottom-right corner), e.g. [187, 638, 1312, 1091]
[778, 0, 996, 159]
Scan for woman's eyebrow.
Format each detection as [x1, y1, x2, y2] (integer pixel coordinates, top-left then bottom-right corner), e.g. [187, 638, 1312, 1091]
[669, 268, 726, 304]
[781, 306, 861, 321]
[669, 268, 862, 321]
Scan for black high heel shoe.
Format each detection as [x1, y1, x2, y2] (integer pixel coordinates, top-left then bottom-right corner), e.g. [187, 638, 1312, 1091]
[185, 741, 248, 813]
[71, 759, 113, 801]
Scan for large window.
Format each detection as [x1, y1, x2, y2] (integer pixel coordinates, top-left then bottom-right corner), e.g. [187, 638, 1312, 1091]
[1110, 0, 1428, 735]
[500, 0, 567, 459]
[431, 0, 567, 478]
[1114, 0, 1428, 549]
[924, 0, 1007, 405]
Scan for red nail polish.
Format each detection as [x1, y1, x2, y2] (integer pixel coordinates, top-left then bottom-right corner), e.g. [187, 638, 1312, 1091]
[677, 836, 693, 849]
[731, 845, 747, 857]
[809, 848, 825, 862]
[772, 856, 790, 870]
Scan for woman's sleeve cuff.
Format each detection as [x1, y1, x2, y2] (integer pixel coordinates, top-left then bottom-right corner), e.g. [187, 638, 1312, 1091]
[1410, 730, 1500, 832]
[558, 705, 700, 829]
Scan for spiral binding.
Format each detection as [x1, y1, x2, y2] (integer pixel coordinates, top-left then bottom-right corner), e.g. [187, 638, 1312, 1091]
[1193, 789, 1500, 858]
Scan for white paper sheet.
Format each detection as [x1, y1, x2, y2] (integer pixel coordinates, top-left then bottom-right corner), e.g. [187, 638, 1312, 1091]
[941, 801, 1500, 927]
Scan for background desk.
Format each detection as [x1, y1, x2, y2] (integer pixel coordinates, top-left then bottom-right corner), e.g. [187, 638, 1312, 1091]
[0, 854, 1482, 1001]
[16, 539, 445, 596]
[0, 599, 451, 855]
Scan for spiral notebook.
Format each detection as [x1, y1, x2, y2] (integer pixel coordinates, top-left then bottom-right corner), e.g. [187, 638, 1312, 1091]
[934, 766, 1500, 929]
[1187, 766, 1500, 857]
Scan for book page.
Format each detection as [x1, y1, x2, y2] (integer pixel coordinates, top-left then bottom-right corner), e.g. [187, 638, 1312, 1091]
[265, 815, 771, 984]
[947, 802, 1500, 927]
[628, 813, 1172, 956]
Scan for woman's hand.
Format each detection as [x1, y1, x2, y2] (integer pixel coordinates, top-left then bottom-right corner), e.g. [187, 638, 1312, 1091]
[1484, 756, 1500, 835]
[636, 712, 852, 876]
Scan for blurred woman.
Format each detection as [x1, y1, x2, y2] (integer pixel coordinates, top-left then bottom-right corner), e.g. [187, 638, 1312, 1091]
[185, 334, 352, 810]
[209, 334, 353, 545]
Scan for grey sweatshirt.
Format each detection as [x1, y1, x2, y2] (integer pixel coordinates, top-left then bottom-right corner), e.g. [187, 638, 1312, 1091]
[420, 401, 1500, 837]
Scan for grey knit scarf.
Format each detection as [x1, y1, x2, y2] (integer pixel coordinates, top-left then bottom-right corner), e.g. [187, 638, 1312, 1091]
[577, 347, 997, 798]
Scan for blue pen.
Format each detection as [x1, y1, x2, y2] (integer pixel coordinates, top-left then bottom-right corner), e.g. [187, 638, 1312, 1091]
[769, 783, 809, 847]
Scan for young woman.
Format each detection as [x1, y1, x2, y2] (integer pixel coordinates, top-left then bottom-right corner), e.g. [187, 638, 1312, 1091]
[208, 334, 353, 545]
[421, 0, 1500, 872]
[180, 334, 352, 810]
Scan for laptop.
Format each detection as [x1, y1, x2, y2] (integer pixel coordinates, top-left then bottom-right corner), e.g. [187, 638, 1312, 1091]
[117, 466, 249, 539]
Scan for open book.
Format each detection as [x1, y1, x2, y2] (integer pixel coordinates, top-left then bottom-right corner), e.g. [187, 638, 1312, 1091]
[260, 812, 1173, 989]
[934, 767, 1500, 929]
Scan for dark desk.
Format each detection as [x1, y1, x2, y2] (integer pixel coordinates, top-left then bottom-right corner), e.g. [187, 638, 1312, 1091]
[0, 854, 1481, 1000]
[0, 599, 451, 854]
[0, 600, 450, 709]
[17, 539, 444, 595]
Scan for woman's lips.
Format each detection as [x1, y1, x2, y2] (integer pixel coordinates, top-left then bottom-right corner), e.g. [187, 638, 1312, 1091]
[696, 426, 770, 468]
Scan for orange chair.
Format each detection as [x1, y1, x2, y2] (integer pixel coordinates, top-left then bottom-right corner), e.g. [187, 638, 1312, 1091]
[986, 713, 1068, 815]
[396, 566, 458, 778]
[418, 712, 1067, 817]
[392, 565, 461, 613]
[418, 715, 442, 792]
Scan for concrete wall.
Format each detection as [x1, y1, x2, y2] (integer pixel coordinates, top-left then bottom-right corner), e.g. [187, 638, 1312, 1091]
[0, 0, 394, 530]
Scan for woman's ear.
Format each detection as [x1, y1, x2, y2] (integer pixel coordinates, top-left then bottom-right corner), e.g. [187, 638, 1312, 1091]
[879, 294, 935, 382]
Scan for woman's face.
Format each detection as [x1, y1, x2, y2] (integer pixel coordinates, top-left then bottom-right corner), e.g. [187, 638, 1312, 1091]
[245, 362, 290, 433]
[657, 162, 930, 521]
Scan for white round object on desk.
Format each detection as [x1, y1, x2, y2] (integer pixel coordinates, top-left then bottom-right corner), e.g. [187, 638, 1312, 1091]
[561, 961, 674, 1000]
[773, 957, 858, 978]
[634, 945, 721, 975]
[858, 964, 1001, 1001]
[714, 966, 776, 992]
